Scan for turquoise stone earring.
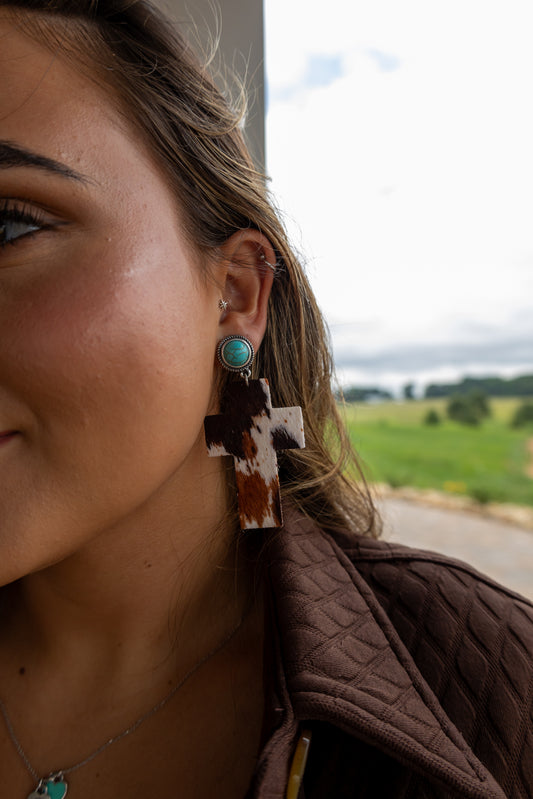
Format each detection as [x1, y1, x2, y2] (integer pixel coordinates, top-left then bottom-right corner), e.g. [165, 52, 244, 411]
[216, 335, 254, 375]
[205, 334, 305, 530]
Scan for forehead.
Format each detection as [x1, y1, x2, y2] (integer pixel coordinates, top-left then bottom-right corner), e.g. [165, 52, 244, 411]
[0, 15, 160, 191]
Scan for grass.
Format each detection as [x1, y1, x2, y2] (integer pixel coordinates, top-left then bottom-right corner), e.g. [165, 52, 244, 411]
[341, 398, 533, 507]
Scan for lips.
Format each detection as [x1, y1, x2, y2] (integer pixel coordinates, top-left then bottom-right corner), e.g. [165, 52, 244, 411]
[0, 431, 18, 441]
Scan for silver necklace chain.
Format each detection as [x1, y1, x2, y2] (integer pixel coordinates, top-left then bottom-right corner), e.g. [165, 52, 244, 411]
[0, 613, 245, 785]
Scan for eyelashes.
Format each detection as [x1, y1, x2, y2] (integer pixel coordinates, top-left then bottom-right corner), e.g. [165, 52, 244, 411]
[0, 200, 51, 249]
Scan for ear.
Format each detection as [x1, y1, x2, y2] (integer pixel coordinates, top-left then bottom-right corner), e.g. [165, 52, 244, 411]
[217, 229, 276, 351]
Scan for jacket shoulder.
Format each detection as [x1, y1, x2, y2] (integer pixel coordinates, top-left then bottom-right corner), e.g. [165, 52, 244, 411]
[340, 534, 533, 796]
[345, 534, 533, 609]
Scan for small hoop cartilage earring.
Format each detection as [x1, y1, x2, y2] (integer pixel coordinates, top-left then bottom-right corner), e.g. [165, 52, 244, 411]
[259, 253, 276, 270]
[204, 334, 305, 531]
[218, 298, 229, 312]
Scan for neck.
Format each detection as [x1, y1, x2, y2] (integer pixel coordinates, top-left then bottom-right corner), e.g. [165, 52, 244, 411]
[0, 496, 248, 695]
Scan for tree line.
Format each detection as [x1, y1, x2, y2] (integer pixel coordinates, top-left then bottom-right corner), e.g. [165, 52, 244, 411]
[424, 392, 533, 428]
[424, 375, 533, 398]
[338, 386, 394, 403]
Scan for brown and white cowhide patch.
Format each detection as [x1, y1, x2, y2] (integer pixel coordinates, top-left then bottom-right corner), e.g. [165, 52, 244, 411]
[204, 378, 305, 529]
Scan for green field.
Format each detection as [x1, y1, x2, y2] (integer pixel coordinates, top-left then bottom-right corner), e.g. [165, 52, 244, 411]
[342, 398, 533, 507]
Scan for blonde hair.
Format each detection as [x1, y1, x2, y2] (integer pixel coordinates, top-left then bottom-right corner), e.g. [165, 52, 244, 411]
[5, 0, 379, 537]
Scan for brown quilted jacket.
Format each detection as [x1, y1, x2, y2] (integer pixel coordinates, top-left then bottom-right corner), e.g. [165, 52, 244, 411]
[248, 509, 533, 799]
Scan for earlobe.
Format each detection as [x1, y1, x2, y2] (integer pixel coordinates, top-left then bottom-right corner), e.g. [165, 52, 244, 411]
[217, 230, 276, 351]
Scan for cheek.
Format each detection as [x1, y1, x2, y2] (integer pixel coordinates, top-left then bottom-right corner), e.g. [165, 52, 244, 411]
[0, 240, 217, 452]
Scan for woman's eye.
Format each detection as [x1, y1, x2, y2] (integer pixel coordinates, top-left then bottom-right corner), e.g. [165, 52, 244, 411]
[0, 203, 48, 249]
[0, 218, 41, 246]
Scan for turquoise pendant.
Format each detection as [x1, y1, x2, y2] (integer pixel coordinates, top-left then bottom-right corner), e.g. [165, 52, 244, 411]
[28, 773, 68, 799]
[45, 778, 68, 799]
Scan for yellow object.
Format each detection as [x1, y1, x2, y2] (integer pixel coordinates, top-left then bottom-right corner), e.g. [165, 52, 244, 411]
[443, 480, 467, 494]
[286, 728, 312, 799]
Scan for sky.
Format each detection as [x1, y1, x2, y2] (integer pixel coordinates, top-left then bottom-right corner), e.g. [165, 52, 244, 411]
[264, 0, 533, 394]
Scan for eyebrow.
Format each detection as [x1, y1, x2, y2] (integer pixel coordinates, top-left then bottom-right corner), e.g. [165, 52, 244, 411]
[0, 140, 90, 183]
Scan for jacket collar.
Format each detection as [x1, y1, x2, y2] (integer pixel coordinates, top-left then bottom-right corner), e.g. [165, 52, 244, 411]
[259, 509, 505, 799]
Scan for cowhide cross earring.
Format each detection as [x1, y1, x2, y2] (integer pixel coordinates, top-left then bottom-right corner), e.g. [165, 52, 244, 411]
[204, 335, 305, 530]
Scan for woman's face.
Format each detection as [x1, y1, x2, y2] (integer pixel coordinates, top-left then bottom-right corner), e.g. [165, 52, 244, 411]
[0, 18, 224, 583]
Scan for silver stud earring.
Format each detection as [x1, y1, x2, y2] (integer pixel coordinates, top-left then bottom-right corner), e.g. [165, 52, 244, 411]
[259, 253, 276, 270]
[218, 298, 229, 312]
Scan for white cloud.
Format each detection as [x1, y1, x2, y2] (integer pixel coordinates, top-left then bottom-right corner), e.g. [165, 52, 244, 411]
[265, 0, 533, 386]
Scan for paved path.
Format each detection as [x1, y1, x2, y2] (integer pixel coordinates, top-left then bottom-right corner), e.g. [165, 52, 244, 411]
[379, 498, 533, 601]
